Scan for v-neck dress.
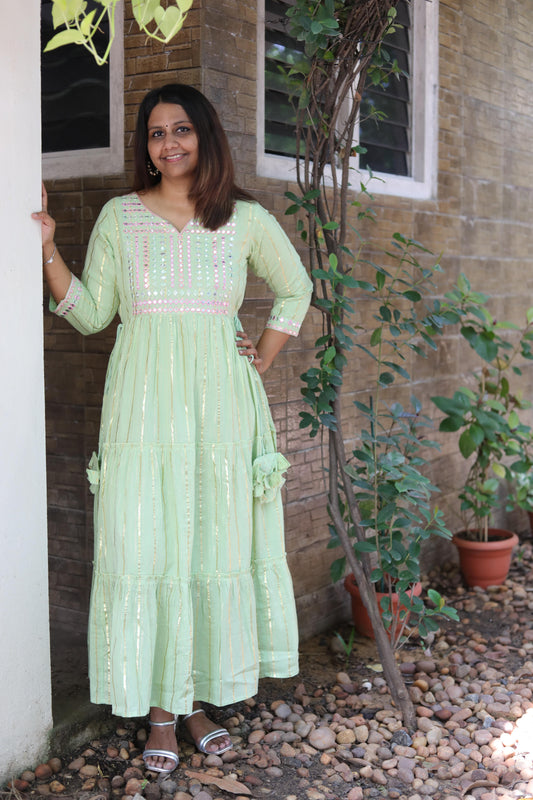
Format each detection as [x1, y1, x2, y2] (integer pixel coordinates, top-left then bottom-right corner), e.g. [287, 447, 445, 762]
[52, 194, 312, 717]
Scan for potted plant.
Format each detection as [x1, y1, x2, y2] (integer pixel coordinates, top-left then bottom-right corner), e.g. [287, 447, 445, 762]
[296, 226, 461, 651]
[432, 274, 533, 587]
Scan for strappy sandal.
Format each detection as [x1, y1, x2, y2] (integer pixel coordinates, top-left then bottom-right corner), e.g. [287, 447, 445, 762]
[182, 708, 232, 755]
[143, 716, 179, 774]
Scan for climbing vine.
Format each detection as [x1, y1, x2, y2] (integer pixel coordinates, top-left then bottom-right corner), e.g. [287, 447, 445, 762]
[45, 0, 192, 64]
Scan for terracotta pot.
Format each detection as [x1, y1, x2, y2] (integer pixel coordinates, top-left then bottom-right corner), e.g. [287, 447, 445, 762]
[343, 574, 422, 640]
[453, 528, 519, 588]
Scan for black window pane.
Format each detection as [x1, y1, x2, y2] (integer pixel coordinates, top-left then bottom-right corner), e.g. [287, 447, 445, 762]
[360, 0, 411, 176]
[41, 0, 110, 153]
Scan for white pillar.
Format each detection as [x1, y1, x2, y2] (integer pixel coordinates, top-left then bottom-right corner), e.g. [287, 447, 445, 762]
[0, 0, 52, 781]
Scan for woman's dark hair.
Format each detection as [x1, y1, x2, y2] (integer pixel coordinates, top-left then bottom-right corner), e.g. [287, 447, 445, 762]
[133, 84, 254, 230]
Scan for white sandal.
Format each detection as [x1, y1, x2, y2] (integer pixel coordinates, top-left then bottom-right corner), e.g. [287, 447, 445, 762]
[182, 708, 232, 755]
[143, 716, 179, 774]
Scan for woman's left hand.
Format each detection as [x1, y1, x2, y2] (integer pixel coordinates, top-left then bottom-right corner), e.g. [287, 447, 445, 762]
[236, 331, 264, 373]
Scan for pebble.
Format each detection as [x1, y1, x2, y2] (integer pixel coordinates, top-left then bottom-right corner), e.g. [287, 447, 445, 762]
[8, 556, 533, 800]
[308, 727, 336, 750]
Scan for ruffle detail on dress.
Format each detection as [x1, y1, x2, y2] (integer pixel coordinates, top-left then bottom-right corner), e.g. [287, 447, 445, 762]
[86, 452, 100, 495]
[252, 453, 290, 503]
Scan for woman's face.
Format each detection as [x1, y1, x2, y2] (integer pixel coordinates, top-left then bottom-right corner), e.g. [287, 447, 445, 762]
[146, 102, 199, 184]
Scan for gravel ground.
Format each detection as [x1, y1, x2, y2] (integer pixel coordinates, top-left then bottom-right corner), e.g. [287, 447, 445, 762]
[5, 542, 533, 800]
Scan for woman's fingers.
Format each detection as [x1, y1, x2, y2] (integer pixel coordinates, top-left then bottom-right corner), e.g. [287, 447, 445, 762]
[42, 182, 48, 213]
[236, 330, 260, 369]
[31, 210, 56, 246]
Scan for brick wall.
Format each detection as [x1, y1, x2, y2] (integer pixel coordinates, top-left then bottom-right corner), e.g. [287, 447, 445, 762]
[45, 0, 533, 642]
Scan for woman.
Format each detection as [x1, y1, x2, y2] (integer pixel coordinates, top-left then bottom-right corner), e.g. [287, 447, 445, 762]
[34, 84, 312, 774]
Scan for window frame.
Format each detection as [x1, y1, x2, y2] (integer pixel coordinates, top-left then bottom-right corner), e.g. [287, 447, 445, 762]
[257, 0, 439, 200]
[41, 7, 124, 180]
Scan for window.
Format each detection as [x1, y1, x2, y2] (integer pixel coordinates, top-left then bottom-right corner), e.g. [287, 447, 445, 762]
[258, 0, 438, 199]
[41, 0, 124, 180]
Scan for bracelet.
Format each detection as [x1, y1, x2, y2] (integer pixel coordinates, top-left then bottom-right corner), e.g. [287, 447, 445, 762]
[44, 244, 57, 265]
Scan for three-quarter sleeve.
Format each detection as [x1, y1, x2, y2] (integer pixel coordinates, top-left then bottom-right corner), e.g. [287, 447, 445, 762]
[248, 204, 312, 336]
[50, 200, 120, 335]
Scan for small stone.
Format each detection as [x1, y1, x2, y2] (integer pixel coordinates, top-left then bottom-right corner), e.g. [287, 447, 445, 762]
[473, 730, 493, 745]
[248, 729, 264, 744]
[354, 725, 369, 743]
[346, 789, 364, 800]
[119, 748, 130, 760]
[111, 775, 125, 788]
[125, 779, 143, 795]
[274, 703, 292, 719]
[68, 757, 85, 771]
[371, 768, 387, 785]
[265, 766, 283, 777]
[21, 770, 35, 782]
[416, 659, 436, 673]
[336, 729, 356, 745]
[263, 730, 283, 745]
[80, 765, 100, 778]
[8, 780, 30, 792]
[123, 767, 144, 781]
[280, 742, 297, 757]
[107, 746, 120, 758]
[145, 784, 162, 800]
[49, 780, 66, 793]
[295, 721, 312, 737]
[203, 754, 223, 768]
[48, 758, 62, 774]
[35, 764, 53, 780]
[159, 779, 177, 794]
[308, 727, 336, 750]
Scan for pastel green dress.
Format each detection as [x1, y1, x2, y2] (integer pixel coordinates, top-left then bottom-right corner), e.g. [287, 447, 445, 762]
[52, 194, 312, 717]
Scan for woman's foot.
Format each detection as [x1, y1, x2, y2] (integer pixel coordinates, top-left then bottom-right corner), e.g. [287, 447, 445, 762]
[143, 708, 179, 773]
[183, 704, 232, 754]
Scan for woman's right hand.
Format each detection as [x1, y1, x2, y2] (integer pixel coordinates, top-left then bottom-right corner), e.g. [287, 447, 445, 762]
[32, 182, 56, 247]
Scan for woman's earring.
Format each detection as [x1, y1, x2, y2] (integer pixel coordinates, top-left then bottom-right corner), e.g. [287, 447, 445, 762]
[147, 158, 160, 177]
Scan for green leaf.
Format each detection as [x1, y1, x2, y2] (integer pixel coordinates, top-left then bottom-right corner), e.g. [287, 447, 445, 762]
[323, 346, 336, 364]
[330, 557, 346, 583]
[378, 372, 394, 386]
[155, 5, 185, 39]
[439, 416, 463, 432]
[44, 28, 86, 51]
[403, 290, 422, 302]
[427, 588, 443, 607]
[132, 0, 159, 25]
[370, 328, 382, 346]
[458, 430, 478, 459]
[79, 7, 96, 35]
[52, 0, 87, 28]
[353, 540, 378, 554]
[509, 410, 520, 430]
[492, 463, 506, 479]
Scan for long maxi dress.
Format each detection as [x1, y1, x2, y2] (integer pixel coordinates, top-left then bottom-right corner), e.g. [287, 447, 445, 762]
[52, 194, 313, 717]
